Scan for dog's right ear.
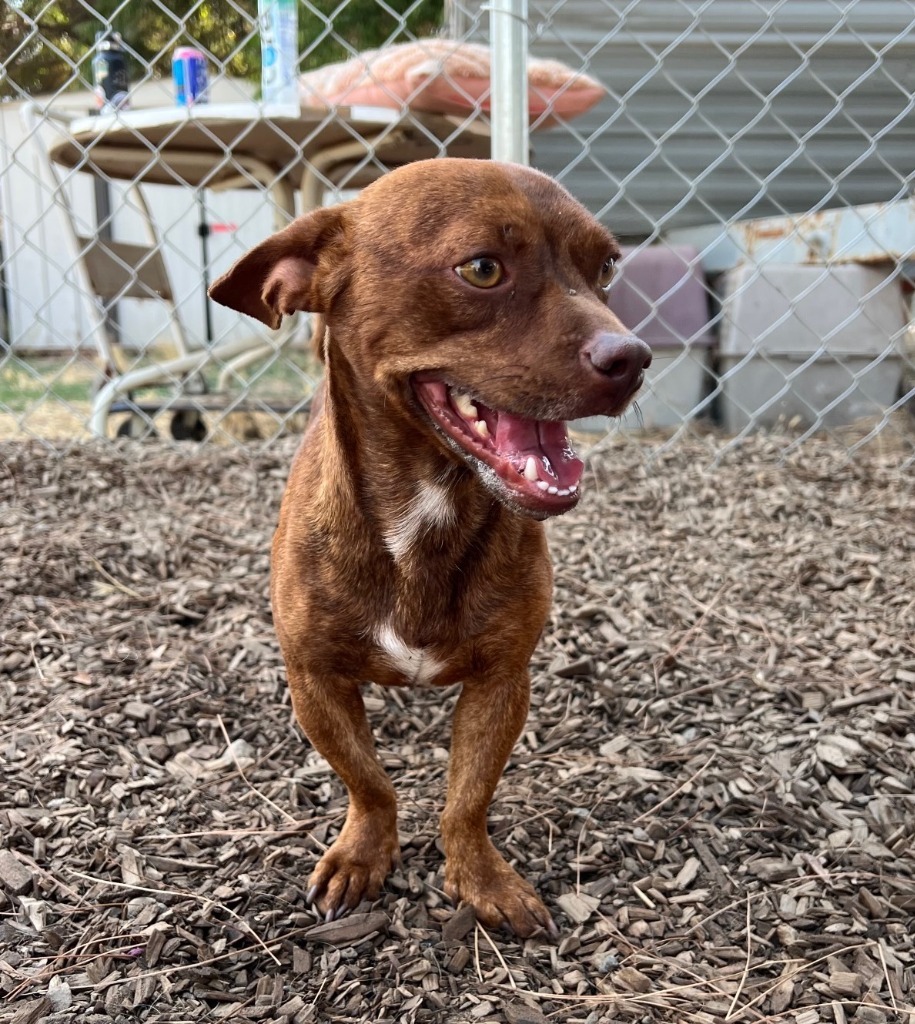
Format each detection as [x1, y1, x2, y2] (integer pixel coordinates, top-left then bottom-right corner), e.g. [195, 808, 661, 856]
[209, 206, 347, 329]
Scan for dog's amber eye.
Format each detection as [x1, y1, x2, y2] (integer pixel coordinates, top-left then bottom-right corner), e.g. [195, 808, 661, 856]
[455, 257, 504, 289]
[599, 257, 617, 290]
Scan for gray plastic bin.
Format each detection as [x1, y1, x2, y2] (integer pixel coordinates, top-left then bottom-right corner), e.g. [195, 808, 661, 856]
[718, 263, 907, 432]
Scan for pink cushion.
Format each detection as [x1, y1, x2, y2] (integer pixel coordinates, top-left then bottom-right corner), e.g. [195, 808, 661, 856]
[299, 40, 605, 127]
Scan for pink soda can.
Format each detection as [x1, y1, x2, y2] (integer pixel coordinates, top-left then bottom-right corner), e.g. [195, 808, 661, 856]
[172, 47, 209, 106]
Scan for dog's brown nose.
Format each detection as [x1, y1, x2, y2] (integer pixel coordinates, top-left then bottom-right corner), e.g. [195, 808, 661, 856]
[584, 332, 653, 384]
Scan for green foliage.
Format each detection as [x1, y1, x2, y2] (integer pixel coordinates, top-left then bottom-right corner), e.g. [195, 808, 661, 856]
[0, 0, 443, 99]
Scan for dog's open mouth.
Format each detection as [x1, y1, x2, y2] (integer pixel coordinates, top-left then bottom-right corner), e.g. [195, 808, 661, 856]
[413, 378, 584, 515]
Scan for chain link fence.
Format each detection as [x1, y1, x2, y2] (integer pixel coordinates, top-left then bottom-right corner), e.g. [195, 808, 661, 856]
[1, 0, 913, 459]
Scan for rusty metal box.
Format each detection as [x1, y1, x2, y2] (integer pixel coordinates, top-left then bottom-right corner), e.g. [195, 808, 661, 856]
[718, 263, 907, 432]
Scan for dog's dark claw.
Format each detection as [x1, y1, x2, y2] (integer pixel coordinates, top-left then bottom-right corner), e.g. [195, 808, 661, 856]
[330, 902, 353, 921]
[307, 885, 349, 921]
[546, 917, 560, 939]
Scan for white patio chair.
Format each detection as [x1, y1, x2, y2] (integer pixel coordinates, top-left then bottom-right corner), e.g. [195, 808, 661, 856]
[22, 102, 279, 439]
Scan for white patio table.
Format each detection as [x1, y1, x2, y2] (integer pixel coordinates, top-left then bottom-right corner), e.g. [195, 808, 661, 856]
[50, 101, 491, 221]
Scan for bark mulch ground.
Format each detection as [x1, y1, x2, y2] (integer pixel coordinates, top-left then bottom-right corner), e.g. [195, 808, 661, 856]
[1, 432, 913, 1024]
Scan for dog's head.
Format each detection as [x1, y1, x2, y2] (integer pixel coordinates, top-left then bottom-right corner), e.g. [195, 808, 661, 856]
[210, 159, 651, 518]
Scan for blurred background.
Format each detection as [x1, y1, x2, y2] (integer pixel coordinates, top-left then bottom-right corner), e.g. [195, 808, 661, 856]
[0, 0, 912, 457]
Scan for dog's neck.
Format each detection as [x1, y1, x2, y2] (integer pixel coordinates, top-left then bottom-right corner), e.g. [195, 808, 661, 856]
[305, 345, 542, 646]
[315, 339, 538, 565]
[322, 352, 494, 539]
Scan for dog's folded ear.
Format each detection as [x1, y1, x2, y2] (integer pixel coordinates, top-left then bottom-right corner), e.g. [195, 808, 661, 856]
[209, 207, 348, 329]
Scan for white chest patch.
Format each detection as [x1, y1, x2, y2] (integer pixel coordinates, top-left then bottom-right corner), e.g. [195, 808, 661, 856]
[375, 623, 446, 686]
[384, 478, 455, 562]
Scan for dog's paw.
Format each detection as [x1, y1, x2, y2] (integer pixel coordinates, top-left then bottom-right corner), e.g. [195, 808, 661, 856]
[444, 847, 558, 939]
[306, 820, 399, 921]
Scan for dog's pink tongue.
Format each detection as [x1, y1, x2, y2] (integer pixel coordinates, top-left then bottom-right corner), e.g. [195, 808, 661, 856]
[492, 411, 584, 488]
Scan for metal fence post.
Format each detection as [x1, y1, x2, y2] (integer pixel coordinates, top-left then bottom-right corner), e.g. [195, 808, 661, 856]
[489, 0, 529, 165]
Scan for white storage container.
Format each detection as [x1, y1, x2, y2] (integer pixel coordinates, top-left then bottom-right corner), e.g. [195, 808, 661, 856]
[718, 263, 907, 432]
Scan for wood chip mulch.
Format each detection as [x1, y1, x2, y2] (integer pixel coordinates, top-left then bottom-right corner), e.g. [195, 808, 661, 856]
[1, 432, 913, 1024]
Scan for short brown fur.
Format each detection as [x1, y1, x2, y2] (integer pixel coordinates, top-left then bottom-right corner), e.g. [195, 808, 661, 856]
[209, 159, 650, 937]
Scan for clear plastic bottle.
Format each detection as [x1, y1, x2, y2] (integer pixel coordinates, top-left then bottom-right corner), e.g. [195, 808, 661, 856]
[259, 0, 299, 108]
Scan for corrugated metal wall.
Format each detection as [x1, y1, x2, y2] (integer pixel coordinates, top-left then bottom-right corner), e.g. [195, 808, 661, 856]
[467, 0, 915, 237]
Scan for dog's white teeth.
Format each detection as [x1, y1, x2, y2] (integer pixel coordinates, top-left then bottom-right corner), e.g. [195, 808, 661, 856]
[523, 456, 538, 482]
[534, 480, 576, 498]
[452, 390, 479, 420]
[473, 419, 490, 439]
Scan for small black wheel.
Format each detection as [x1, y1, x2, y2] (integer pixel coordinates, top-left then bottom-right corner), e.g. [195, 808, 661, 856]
[116, 413, 157, 439]
[170, 410, 207, 442]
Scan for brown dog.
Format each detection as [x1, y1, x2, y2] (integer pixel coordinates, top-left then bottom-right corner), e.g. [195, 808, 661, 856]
[210, 159, 650, 937]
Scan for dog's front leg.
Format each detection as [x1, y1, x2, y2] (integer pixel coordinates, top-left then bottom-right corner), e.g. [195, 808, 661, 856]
[441, 671, 558, 938]
[287, 667, 400, 919]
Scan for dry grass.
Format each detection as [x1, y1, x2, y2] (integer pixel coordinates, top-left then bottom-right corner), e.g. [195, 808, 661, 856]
[0, 351, 318, 444]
